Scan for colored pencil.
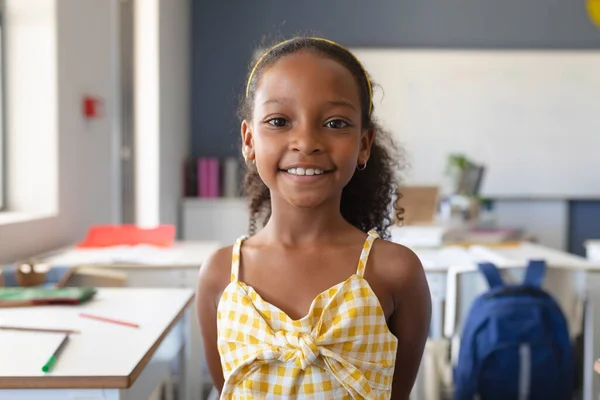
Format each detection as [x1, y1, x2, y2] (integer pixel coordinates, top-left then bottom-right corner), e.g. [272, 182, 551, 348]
[79, 312, 139, 328]
[42, 334, 70, 373]
[0, 325, 80, 334]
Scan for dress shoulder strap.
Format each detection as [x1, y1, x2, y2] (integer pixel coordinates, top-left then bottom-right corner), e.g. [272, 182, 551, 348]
[356, 230, 380, 277]
[230, 235, 247, 282]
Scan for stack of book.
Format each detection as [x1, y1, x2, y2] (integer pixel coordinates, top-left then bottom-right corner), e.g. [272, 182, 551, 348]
[184, 156, 242, 198]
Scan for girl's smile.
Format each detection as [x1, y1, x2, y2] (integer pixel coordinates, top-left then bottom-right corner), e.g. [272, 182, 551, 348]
[278, 162, 334, 184]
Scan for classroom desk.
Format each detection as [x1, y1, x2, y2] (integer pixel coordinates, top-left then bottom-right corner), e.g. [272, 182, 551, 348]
[390, 223, 527, 249]
[467, 242, 600, 400]
[0, 287, 194, 400]
[30, 241, 221, 400]
[33, 241, 221, 287]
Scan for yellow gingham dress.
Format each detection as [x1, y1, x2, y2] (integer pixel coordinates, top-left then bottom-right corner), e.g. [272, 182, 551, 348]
[216, 230, 398, 399]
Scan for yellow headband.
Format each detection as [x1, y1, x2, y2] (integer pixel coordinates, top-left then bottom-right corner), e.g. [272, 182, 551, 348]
[245, 37, 373, 115]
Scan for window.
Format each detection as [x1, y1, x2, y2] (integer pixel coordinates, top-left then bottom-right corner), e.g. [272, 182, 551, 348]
[0, 2, 4, 211]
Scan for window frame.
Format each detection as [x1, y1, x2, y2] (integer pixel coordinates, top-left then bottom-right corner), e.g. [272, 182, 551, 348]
[0, 0, 5, 211]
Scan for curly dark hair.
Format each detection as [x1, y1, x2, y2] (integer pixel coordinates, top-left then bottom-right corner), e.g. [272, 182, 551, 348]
[239, 37, 405, 239]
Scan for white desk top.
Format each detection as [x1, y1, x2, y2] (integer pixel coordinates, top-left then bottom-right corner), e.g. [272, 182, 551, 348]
[412, 246, 480, 273]
[0, 287, 194, 389]
[409, 242, 600, 273]
[390, 223, 525, 249]
[32, 241, 221, 269]
[470, 242, 600, 271]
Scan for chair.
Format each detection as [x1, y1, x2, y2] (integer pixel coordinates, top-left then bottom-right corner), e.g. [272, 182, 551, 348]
[442, 259, 585, 397]
[77, 224, 176, 248]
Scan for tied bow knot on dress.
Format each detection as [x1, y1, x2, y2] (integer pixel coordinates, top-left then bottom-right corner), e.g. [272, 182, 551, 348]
[274, 331, 320, 370]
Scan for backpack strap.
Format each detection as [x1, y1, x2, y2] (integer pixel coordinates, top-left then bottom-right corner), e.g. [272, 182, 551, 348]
[478, 262, 504, 289]
[522, 259, 546, 287]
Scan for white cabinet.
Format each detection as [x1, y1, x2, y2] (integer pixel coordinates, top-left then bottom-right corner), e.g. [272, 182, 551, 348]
[181, 198, 250, 244]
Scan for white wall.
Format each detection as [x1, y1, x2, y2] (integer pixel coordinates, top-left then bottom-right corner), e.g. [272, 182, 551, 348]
[0, 0, 120, 264]
[134, 0, 190, 230]
[159, 0, 190, 229]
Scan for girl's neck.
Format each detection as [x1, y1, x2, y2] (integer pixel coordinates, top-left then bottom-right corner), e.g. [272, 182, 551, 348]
[262, 195, 350, 246]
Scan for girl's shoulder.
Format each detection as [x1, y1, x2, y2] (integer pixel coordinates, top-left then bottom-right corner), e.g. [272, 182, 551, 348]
[369, 238, 425, 290]
[197, 244, 236, 307]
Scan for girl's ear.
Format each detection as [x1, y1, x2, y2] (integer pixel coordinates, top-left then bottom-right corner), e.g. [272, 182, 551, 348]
[241, 120, 256, 162]
[358, 128, 375, 165]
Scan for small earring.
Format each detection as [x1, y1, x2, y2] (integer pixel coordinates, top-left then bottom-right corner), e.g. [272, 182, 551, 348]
[356, 160, 367, 171]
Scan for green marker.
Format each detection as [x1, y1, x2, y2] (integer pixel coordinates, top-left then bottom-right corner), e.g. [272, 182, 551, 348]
[42, 334, 69, 373]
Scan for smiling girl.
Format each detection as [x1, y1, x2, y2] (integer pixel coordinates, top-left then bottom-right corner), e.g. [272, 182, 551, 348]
[197, 37, 431, 400]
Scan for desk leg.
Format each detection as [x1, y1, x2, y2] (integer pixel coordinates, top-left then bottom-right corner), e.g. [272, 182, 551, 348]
[426, 272, 447, 340]
[583, 273, 600, 400]
[412, 272, 447, 400]
[182, 305, 204, 400]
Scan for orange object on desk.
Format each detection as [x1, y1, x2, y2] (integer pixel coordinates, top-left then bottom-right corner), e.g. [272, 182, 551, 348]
[76, 225, 176, 248]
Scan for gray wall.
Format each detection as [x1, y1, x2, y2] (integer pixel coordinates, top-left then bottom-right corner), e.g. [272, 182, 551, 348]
[190, 0, 600, 158]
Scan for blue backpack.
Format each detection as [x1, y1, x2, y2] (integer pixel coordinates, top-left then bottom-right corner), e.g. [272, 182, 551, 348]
[453, 260, 574, 400]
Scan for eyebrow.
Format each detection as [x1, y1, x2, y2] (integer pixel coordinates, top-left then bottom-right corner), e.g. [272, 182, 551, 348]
[262, 98, 357, 111]
[262, 98, 294, 106]
[327, 100, 357, 112]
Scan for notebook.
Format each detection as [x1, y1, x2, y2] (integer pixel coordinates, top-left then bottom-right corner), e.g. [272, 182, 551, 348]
[0, 287, 97, 308]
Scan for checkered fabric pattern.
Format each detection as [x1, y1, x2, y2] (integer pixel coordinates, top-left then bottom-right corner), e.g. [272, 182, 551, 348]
[216, 230, 398, 399]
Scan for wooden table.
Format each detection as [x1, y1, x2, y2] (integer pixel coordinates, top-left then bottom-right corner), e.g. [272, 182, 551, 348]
[0, 287, 194, 400]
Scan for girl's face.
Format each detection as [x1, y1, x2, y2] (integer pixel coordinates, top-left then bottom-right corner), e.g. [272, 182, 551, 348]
[241, 51, 374, 209]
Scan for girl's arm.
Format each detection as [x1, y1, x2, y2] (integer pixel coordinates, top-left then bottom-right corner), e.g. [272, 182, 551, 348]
[385, 245, 432, 400]
[196, 247, 233, 393]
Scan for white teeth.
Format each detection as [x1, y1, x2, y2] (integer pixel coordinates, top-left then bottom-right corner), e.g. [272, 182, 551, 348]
[286, 168, 325, 176]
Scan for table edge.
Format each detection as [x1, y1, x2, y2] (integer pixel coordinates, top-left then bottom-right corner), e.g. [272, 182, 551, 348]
[0, 290, 195, 389]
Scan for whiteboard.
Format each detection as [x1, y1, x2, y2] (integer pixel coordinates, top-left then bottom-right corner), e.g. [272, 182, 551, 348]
[351, 49, 600, 198]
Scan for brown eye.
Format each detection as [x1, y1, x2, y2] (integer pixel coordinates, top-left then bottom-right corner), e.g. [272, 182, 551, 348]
[267, 118, 288, 127]
[325, 119, 349, 129]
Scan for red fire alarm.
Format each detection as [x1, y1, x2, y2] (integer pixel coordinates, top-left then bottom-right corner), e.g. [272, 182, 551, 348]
[83, 96, 103, 119]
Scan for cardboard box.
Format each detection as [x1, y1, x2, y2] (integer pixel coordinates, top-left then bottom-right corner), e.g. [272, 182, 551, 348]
[395, 186, 440, 226]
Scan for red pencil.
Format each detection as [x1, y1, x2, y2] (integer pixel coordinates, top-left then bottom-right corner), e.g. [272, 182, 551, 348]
[79, 313, 139, 328]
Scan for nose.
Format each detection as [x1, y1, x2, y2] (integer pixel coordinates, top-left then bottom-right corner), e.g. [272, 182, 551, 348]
[290, 123, 323, 155]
